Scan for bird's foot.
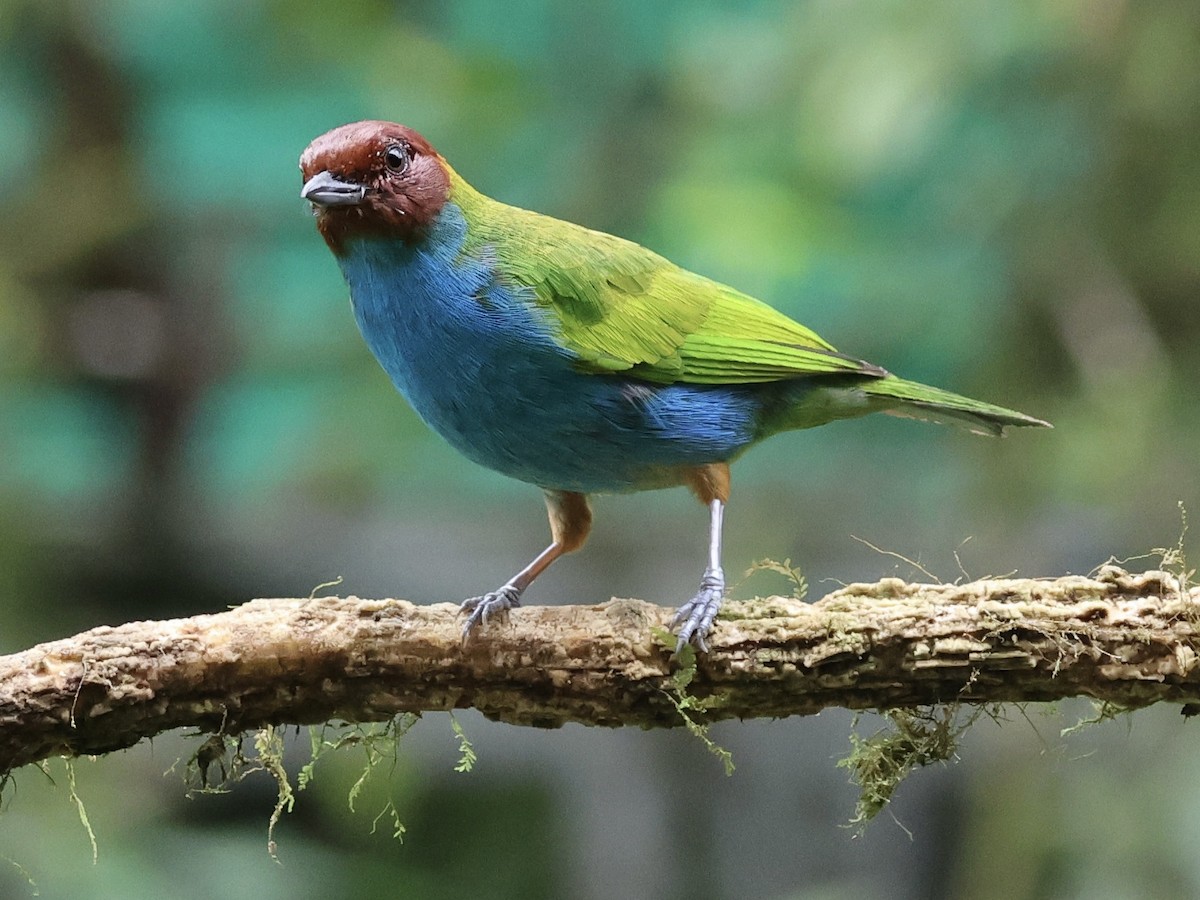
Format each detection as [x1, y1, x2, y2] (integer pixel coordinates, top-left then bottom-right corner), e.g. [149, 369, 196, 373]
[671, 568, 725, 653]
[460, 584, 523, 641]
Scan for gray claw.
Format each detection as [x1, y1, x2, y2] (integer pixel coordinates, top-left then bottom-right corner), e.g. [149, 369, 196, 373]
[671, 569, 725, 652]
[460, 584, 522, 640]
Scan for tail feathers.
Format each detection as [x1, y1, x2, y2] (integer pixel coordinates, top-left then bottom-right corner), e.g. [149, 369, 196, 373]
[863, 376, 1051, 436]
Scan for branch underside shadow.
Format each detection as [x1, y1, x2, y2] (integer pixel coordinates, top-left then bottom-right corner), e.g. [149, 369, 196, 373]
[1, 566, 1197, 774]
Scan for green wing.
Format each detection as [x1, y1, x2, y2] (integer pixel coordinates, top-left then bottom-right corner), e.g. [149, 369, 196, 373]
[481, 202, 882, 385]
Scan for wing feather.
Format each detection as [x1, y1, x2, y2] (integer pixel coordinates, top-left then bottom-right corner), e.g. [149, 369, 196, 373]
[475, 198, 883, 385]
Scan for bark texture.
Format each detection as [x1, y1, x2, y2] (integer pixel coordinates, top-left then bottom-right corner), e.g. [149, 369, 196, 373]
[1, 565, 1197, 774]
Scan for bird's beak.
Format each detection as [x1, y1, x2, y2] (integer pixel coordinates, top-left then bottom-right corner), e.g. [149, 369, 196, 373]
[301, 170, 366, 207]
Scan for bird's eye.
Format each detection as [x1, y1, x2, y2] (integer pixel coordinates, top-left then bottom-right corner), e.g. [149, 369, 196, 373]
[384, 145, 409, 174]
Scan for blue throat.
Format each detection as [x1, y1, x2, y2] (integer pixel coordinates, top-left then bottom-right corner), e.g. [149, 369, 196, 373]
[336, 202, 766, 493]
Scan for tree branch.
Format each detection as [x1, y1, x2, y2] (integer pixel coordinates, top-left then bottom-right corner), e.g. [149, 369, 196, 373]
[2, 566, 1197, 774]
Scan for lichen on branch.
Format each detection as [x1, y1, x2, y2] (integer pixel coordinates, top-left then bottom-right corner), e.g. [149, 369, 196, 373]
[0, 566, 1197, 775]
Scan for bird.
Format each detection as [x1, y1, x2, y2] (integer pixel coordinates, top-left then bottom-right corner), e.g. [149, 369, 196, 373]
[299, 120, 1049, 651]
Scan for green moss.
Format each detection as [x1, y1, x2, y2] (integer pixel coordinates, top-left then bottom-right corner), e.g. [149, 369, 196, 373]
[652, 628, 735, 776]
[741, 557, 808, 600]
[254, 725, 294, 861]
[303, 714, 423, 845]
[449, 713, 477, 774]
[838, 707, 974, 832]
[64, 758, 97, 865]
[1060, 699, 1135, 737]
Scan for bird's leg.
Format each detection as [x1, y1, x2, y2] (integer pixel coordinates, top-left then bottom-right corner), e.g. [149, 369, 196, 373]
[460, 490, 591, 640]
[671, 500, 725, 651]
[672, 463, 730, 651]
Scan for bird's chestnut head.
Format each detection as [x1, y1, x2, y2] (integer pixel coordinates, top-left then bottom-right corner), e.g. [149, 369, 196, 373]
[300, 121, 450, 253]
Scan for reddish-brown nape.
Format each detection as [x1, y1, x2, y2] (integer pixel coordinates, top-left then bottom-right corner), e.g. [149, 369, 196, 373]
[299, 120, 451, 253]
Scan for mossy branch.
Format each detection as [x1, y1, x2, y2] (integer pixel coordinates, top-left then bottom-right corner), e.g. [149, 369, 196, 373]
[1, 566, 1198, 775]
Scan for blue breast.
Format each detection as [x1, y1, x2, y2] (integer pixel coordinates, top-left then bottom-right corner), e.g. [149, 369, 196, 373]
[336, 203, 765, 493]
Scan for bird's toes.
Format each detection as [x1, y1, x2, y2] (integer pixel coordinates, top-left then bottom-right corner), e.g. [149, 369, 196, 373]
[671, 583, 725, 653]
[460, 585, 522, 641]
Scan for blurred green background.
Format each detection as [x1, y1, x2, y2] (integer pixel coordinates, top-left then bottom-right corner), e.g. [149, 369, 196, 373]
[2, 0, 1198, 897]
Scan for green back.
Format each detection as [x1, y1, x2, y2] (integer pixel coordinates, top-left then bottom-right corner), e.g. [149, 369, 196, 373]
[449, 168, 880, 385]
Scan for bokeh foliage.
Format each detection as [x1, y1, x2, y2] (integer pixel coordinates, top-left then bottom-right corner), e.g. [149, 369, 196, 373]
[1, 1, 1198, 898]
